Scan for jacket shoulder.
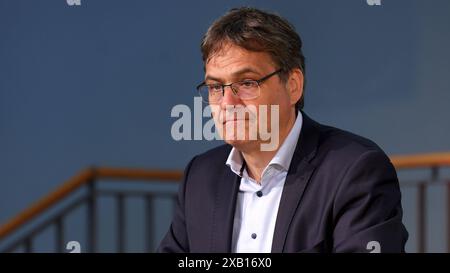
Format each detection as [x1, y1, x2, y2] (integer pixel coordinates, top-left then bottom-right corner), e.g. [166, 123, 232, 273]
[316, 123, 389, 162]
[186, 144, 232, 177]
[193, 144, 232, 165]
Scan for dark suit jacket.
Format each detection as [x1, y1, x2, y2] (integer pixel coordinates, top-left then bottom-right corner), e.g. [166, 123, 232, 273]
[158, 112, 408, 253]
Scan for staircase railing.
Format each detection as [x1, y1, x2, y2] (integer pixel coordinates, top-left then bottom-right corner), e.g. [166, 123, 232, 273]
[390, 152, 450, 253]
[0, 152, 450, 253]
[0, 167, 182, 253]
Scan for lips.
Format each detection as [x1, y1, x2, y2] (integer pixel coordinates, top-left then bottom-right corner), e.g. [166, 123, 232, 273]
[222, 119, 249, 125]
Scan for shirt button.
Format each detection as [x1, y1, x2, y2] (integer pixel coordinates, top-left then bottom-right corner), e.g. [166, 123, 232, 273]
[256, 191, 263, 197]
[251, 233, 257, 239]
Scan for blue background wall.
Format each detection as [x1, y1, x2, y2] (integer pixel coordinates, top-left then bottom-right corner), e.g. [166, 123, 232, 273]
[1, 0, 449, 252]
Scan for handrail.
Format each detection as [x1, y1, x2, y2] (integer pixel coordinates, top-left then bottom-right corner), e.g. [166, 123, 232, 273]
[95, 167, 183, 181]
[390, 152, 450, 169]
[0, 167, 183, 240]
[1, 152, 449, 244]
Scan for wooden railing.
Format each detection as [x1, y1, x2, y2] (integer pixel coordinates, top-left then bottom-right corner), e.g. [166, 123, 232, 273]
[0, 152, 450, 252]
[390, 152, 450, 169]
[0, 167, 182, 253]
[390, 152, 450, 253]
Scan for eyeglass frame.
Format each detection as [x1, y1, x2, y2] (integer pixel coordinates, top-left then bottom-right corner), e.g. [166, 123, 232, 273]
[196, 68, 283, 104]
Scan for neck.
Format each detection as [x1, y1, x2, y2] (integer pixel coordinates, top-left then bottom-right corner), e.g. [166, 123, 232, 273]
[241, 111, 297, 183]
[241, 150, 274, 183]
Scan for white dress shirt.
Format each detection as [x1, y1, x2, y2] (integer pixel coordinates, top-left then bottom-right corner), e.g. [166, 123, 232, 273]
[226, 111, 303, 253]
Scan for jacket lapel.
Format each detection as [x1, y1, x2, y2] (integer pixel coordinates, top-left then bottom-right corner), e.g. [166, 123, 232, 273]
[210, 165, 241, 252]
[271, 112, 320, 252]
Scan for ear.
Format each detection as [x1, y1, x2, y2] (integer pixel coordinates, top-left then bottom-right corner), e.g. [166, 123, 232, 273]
[286, 68, 304, 107]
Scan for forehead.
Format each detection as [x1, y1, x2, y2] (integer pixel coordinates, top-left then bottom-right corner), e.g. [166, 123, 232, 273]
[205, 43, 276, 76]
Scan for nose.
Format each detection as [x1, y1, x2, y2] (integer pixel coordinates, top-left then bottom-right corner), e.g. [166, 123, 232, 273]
[220, 85, 241, 110]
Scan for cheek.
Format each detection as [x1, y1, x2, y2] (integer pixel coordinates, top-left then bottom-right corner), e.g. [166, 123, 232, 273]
[261, 86, 289, 107]
[255, 86, 291, 125]
[210, 104, 222, 123]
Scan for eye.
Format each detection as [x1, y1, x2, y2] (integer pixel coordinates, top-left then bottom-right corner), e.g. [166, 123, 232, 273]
[208, 84, 222, 92]
[239, 80, 258, 88]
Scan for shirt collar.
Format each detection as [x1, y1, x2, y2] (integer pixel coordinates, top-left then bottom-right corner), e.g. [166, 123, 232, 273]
[226, 111, 303, 176]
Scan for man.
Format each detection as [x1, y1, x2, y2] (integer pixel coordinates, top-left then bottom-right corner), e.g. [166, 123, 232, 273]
[159, 7, 408, 253]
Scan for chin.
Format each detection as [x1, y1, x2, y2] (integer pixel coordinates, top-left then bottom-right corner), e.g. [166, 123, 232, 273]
[223, 138, 259, 152]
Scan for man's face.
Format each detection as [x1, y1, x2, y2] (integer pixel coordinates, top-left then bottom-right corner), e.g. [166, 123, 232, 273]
[205, 43, 298, 152]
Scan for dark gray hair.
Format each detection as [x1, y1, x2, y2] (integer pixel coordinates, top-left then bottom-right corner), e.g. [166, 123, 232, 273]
[201, 7, 306, 110]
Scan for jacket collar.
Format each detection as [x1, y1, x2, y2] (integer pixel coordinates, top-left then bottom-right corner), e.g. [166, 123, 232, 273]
[271, 111, 320, 252]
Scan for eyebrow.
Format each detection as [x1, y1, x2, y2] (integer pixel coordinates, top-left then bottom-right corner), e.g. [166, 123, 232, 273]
[205, 67, 262, 83]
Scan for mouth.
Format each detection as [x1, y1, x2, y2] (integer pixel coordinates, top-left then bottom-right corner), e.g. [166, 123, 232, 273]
[222, 119, 249, 125]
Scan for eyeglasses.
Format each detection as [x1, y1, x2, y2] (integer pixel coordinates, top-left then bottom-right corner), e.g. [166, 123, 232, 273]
[196, 69, 282, 104]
